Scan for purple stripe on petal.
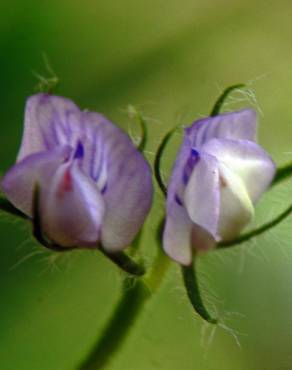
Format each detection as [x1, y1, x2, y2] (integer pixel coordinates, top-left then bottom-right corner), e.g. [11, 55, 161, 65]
[175, 194, 183, 206]
[101, 183, 108, 194]
[17, 94, 82, 161]
[94, 143, 104, 181]
[51, 119, 60, 145]
[201, 121, 210, 145]
[182, 148, 200, 185]
[10, 97, 153, 252]
[40, 126, 51, 150]
[90, 128, 98, 179]
[74, 140, 84, 159]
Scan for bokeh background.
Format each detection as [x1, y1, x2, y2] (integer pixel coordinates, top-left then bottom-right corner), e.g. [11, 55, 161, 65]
[0, 1, 292, 369]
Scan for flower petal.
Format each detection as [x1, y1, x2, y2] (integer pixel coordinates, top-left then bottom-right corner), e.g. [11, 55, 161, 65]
[83, 113, 153, 251]
[166, 134, 193, 207]
[191, 224, 216, 252]
[186, 109, 257, 149]
[41, 162, 105, 247]
[1, 146, 71, 215]
[217, 162, 254, 240]
[163, 205, 193, 266]
[184, 152, 220, 241]
[17, 94, 81, 161]
[202, 138, 276, 203]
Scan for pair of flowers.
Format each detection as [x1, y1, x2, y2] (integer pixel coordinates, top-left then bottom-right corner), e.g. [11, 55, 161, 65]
[1, 94, 275, 266]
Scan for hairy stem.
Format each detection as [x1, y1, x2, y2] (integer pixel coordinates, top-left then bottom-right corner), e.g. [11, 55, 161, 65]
[182, 259, 218, 324]
[154, 126, 178, 197]
[0, 196, 27, 219]
[100, 249, 145, 277]
[77, 249, 170, 370]
[210, 83, 245, 116]
[77, 278, 150, 370]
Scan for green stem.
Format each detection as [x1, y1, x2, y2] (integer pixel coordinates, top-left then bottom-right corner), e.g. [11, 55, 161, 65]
[100, 249, 145, 277]
[210, 83, 245, 116]
[154, 126, 178, 197]
[77, 249, 170, 370]
[181, 259, 218, 324]
[0, 196, 27, 219]
[137, 114, 148, 153]
[218, 203, 292, 248]
[77, 277, 150, 370]
[271, 162, 292, 187]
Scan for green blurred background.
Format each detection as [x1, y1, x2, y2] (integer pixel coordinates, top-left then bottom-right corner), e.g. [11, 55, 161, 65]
[1, 0, 292, 369]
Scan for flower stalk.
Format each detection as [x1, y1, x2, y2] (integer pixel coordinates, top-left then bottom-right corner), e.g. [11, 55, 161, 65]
[181, 258, 218, 324]
[77, 247, 170, 370]
[271, 161, 292, 187]
[0, 196, 27, 219]
[77, 277, 150, 370]
[154, 125, 179, 197]
[218, 202, 292, 248]
[100, 249, 145, 277]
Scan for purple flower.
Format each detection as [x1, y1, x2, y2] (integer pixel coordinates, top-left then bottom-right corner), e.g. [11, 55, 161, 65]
[1, 94, 153, 251]
[163, 109, 276, 265]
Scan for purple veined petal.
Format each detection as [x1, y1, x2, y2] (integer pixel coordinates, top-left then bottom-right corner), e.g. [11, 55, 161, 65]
[82, 113, 153, 251]
[41, 161, 105, 247]
[183, 152, 220, 242]
[9, 94, 152, 250]
[217, 162, 254, 241]
[1, 146, 72, 215]
[164, 149, 219, 264]
[18, 95, 111, 192]
[201, 138, 276, 203]
[162, 134, 195, 265]
[17, 94, 81, 161]
[163, 204, 193, 266]
[186, 109, 257, 149]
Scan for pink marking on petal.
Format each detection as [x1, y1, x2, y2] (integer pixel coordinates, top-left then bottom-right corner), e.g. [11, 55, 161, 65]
[219, 175, 227, 188]
[58, 168, 73, 197]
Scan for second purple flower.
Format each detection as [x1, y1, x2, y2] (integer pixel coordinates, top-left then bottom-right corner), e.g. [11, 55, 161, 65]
[163, 109, 276, 265]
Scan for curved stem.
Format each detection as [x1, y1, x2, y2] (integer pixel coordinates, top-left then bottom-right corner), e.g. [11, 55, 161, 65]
[210, 83, 245, 116]
[271, 162, 292, 187]
[0, 196, 27, 219]
[182, 259, 218, 324]
[218, 203, 292, 248]
[137, 114, 148, 153]
[154, 126, 178, 197]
